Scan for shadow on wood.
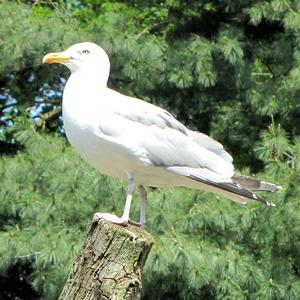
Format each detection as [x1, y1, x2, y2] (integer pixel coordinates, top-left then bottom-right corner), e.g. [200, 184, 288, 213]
[59, 219, 154, 300]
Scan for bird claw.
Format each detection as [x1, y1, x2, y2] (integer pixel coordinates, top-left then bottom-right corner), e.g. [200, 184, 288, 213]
[128, 219, 146, 228]
[93, 212, 128, 226]
[93, 213, 145, 228]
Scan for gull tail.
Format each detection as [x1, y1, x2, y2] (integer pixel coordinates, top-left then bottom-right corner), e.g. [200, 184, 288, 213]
[166, 166, 278, 207]
[188, 174, 276, 207]
[232, 173, 282, 192]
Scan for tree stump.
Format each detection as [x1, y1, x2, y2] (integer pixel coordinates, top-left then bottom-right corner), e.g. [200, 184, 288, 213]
[59, 219, 154, 300]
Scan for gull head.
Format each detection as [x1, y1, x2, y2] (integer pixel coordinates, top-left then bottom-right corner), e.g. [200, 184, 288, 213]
[43, 42, 110, 76]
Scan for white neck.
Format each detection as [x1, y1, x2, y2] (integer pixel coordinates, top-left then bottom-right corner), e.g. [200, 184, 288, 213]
[70, 66, 108, 86]
[63, 68, 107, 104]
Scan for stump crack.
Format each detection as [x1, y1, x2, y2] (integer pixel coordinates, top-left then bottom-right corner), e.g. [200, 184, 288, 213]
[59, 220, 153, 300]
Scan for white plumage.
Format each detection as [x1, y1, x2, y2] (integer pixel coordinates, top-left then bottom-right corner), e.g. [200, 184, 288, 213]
[43, 42, 280, 226]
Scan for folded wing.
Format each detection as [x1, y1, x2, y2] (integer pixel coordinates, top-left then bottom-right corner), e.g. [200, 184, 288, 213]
[99, 90, 276, 206]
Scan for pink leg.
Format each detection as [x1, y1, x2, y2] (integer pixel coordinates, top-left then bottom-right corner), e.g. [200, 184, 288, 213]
[128, 185, 147, 227]
[94, 174, 135, 226]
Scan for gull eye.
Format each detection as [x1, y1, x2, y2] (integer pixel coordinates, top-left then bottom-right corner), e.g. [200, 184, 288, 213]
[81, 49, 91, 55]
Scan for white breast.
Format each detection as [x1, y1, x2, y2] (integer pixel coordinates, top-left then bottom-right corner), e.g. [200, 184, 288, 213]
[62, 81, 151, 182]
[61, 75, 198, 188]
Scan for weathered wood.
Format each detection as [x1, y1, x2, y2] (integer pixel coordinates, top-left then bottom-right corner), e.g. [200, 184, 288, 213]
[59, 219, 154, 300]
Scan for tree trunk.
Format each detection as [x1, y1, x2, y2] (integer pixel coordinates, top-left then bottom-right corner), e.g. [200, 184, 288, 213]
[59, 219, 154, 300]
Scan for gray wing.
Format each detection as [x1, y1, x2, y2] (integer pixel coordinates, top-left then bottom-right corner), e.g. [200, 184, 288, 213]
[113, 92, 233, 164]
[189, 131, 233, 163]
[99, 90, 234, 177]
[113, 96, 188, 135]
[99, 90, 276, 206]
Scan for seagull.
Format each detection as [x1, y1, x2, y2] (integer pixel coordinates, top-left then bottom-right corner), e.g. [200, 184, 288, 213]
[43, 42, 280, 226]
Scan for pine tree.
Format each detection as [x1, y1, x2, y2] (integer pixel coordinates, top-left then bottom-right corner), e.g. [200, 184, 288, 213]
[0, 0, 300, 299]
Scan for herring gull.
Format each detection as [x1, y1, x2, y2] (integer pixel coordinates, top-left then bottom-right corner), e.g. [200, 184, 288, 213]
[43, 42, 280, 226]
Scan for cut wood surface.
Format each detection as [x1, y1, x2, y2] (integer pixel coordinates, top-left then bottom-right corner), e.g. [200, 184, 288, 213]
[59, 219, 154, 300]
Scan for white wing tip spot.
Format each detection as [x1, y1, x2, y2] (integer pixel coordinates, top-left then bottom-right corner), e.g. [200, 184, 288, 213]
[264, 199, 276, 207]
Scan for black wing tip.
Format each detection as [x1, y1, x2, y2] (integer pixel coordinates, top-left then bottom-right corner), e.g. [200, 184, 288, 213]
[251, 191, 276, 207]
[188, 174, 276, 207]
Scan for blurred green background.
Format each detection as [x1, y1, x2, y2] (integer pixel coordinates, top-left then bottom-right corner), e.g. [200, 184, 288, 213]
[0, 0, 299, 299]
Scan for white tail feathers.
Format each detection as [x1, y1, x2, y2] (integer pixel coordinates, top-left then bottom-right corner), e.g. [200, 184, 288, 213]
[233, 173, 281, 192]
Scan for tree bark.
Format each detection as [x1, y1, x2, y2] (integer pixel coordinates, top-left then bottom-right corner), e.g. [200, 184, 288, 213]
[59, 219, 153, 300]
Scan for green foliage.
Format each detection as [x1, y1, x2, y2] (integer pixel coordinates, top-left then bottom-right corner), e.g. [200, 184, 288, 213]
[0, 0, 300, 299]
[1, 121, 299, 299]
[0, 121, 128, 298]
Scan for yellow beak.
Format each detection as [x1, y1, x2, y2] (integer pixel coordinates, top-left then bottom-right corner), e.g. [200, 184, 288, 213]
[42, 52, 71, 64]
